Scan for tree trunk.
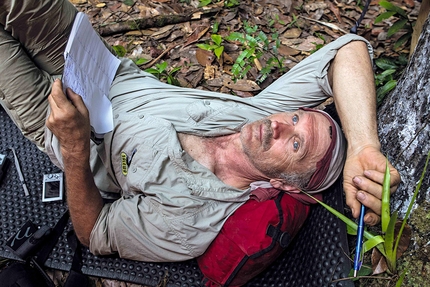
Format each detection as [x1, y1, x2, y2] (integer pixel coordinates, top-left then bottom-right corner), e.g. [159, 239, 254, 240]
[377, 14, 430, 216]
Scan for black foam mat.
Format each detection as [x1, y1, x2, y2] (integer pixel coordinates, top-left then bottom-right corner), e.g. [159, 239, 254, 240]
[0, 106, 354, 286]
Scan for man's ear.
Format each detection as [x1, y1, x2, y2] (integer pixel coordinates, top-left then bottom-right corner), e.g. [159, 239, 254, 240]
[269, 178, 301, 193]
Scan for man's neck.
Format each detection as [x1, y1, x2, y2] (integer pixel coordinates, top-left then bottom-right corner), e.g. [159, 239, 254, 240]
[177, 133, 266, 189]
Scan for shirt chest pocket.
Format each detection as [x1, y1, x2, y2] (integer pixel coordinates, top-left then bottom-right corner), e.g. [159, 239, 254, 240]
[110, 114, 174, 194]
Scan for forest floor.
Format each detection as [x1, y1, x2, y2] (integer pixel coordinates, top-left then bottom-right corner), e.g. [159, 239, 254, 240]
[54, 0, 425, 286]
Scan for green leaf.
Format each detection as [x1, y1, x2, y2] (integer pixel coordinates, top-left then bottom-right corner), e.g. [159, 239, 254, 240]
[303, 191, 386, 258]
[197, 43, 213, 51]
[375, 69, 396, 85]
[379, 0, 408, 18]
[394, 33, 411, 49]
[225, 32, 244, 42]
[348, 264, 373, 280]
[212, 22, 220, 33]
[379, 69, 397, 77]
[381, 160, 391, 233]
[377, 79, 397, 104]
[387, 18, 408, 38]
[211, 34, 223, 46]
[156, 61, 168, 72]
[347, 224, 357, 235]
[112, 45, 127, 57]
[123, 0, 135, 6]
[198, 0, 212, 7]
[134, 58, 148, 65]
[394, 151, 430, 267]
[374, 11, 397, 24]
[257, 31, 269, 46]
[144, 68, 160, 74]
[375, 57, 398, 70]
[170, 66, 182, 74]
[235, 50, 249, 66]
[363, 235, 385, 253]
[245, 34, 258, 47]
[214, 46, 224, 59]
[385, 211, 399, 272]
[396, 268, 408, 287]
[385, 211, 398, 255]
[231, 63, 242, 77]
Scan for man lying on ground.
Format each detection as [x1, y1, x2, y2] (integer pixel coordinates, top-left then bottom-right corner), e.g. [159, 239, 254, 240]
[0, 0, 400, 261]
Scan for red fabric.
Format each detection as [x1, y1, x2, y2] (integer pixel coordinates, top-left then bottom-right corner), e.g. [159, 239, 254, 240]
[197, 191, 310, 287]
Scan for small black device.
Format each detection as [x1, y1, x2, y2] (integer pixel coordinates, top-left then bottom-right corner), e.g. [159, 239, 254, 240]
[6, 220, 51, 259]
[42, 173, 64, 202]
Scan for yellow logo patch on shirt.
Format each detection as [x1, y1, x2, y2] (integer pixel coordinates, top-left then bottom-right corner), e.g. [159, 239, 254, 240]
[121, 152, 128, 175]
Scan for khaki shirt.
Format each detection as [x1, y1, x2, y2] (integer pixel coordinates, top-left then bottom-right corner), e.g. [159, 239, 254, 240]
[45, 34, 373, 262]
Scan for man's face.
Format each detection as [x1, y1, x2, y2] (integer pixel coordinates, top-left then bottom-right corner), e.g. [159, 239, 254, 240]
[240, 110, 332, 178]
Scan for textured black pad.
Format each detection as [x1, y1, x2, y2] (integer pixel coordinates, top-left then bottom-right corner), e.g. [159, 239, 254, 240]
[0, 106, 353, 286]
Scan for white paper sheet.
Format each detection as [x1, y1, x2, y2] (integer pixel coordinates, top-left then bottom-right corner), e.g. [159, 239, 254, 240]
[62, 12, 120, 137]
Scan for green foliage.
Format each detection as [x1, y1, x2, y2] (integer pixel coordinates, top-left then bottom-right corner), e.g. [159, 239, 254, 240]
[112, 44, 149, 66]
[374, 54, 408, 105]
[112, 45, 127, 57]
[123, 0, 135, 6]
[304, 151, 430, 282]
[224, 22, 285, 82]
[144, 61, 181, 86]
[375, 0, 413, 49]
[198, 0, 239, 8]
[310, 33, 326, 54]
[197, 34, 225, 59]
[286, 14, 300, 29]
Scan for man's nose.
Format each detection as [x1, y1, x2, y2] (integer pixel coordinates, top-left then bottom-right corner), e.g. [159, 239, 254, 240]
[271, 121, 292, 139]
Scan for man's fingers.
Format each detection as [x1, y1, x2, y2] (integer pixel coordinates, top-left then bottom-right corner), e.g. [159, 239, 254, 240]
[364, 211, 380, 226]
[356, 189, 381, 215]
[344, 185, 361, 218]
[353, 174, 385, 200]
[49, 79, 70, 108]
[363, 169, 400, 192]
[65, 88, 88, 116]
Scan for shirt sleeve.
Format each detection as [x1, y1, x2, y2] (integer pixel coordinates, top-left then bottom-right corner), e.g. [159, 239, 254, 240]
[89, 196, 197, 262]
[252, 34, 373, 112]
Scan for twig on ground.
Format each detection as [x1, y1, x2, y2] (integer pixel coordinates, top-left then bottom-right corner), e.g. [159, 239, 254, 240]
[97, 8, 222, 36]
[299, 15, 349, 34]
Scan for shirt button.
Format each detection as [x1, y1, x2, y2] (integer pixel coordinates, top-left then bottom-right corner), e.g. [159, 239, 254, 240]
[114, 114, 119, 119]
[132, 167, 137, 173]
[138, 114, 144, 119]
[204, 100, 210, 105]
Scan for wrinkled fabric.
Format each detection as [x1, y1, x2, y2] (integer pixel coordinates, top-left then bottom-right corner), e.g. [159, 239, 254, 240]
[0, 0, 374, 262]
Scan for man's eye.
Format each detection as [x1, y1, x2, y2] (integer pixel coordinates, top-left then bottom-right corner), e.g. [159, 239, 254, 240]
[292, 115, 299, 125]
[293, 140, 300, 151]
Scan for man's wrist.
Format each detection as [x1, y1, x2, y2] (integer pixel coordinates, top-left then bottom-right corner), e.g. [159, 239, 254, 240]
[347, 142, 381, 156]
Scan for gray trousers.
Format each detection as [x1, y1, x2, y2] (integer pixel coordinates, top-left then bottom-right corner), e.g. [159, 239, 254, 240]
[0, 0, 77, 149]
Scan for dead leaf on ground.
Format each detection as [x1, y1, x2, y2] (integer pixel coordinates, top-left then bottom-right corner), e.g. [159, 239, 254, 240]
[394, 221, 412, 259]
[204, 65, 218, 80]
[223, 79, 260, 92]
[296, 36, 325, 52]
[371, 247, 388, 275]
[196, 49, 215, 66]
[183, 23, 210, 47]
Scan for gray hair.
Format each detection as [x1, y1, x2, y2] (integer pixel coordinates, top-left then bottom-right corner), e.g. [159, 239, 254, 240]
[278, 166, 317, 190]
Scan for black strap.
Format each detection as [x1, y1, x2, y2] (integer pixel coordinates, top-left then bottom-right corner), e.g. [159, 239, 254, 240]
[25, 211, 70, 287]
[33, 211, 70, 265]
[33, 211, 89, 287]
[64, 230, 89, 287]
[350, 0, 371, 34]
